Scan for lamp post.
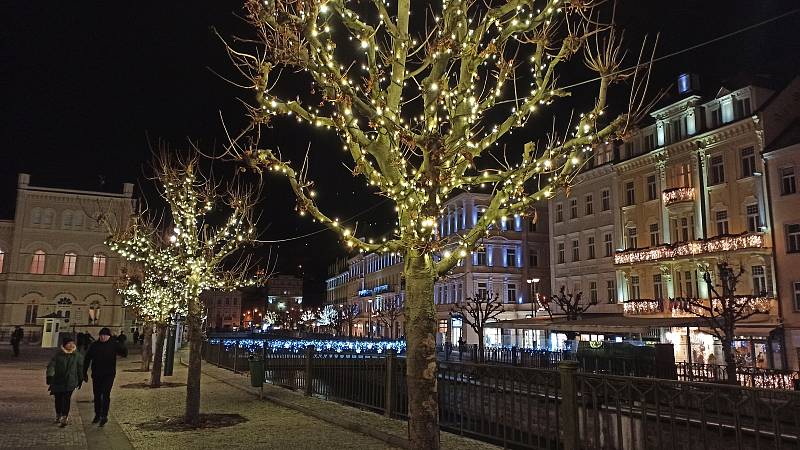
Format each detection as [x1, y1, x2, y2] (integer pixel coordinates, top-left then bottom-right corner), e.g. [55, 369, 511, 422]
[368, 299, 373, 339]
[527, 278, 540, 317]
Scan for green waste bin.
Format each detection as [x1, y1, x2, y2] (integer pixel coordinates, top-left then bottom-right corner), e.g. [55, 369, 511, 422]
[248, 356, 264, 387]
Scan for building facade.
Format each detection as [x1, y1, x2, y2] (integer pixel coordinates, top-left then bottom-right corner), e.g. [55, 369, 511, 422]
[0, 174, 134, 342]
[201, 289, 242, 331]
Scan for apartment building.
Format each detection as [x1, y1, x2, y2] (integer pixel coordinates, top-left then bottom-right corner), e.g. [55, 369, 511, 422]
[201, 289, 242, 331]
[0, 173, 134, 343]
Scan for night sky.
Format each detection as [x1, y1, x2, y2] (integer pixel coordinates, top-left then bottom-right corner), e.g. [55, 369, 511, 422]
[1, 1, 798, 304]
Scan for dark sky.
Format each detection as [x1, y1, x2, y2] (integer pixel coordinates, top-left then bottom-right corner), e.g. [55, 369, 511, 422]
[1, 1, 798, 304]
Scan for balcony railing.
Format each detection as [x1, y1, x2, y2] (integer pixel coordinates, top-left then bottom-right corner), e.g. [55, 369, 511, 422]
[624, 296, 776, 317]
[662, 186, 695, 206]
[614, 232, 765, 265]
[623, 298, 664, 315]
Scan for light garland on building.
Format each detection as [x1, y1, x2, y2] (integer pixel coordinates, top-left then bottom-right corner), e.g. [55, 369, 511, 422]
[662, 187, 695, 206]
[615, 232, 765, 265]
[208, 338, 406, 354]
[623, 299, 663, 315]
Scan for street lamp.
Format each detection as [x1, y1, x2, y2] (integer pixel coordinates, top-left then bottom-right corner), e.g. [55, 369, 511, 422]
[527, 278, 540, 317]
[367, 299, 373, 339]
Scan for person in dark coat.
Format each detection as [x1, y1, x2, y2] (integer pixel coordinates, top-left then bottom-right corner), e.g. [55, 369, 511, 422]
[83, 327, 127, 426]
[47, 337, 83, 427]
[132, 329, 139, 345]
[10, 326, 24, 357]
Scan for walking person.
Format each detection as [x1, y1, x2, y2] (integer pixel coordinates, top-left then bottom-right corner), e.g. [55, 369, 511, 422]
[10, 326, 24, 357]
[46, 337, 83, 427]
[83, 327, 127, 426]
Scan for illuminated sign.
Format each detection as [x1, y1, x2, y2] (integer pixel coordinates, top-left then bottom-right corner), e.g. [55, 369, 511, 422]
[373, 284, 390, 294]
[358, 289, 372, 297]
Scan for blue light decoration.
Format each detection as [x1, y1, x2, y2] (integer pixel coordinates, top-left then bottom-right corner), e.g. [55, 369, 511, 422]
[373, 284, 390, 294]
[358, 289, 373, 297]
[208, 337, 407, 354]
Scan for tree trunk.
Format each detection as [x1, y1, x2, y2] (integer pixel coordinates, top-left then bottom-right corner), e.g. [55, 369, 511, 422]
[141, 324, 153, 372]
[150, 323, 167, 388]
[477, 330, 485, 363]
[185, 300, 204, 425]
[404, 253, 439, 450]
[722, 338, 738, 385]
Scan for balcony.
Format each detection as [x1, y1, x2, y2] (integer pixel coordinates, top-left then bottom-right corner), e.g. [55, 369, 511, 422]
[614, 232, 766, 265]
[623, 299, 664, 316]
[623, 297, 777, 317]
[662, 187, 695, 211]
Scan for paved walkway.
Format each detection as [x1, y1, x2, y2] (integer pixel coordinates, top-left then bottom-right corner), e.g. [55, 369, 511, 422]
[0, 345, 405, 449]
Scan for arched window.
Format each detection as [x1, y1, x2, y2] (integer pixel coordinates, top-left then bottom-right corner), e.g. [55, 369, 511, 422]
[30, 250, 46, 274]
[42, 210, 54, 227]
[91, 254, 107, 277]
[62, 252, 77, 275]
[88, 300, 101, 325]
[62, 210, 73, 229]
[25, 300, 38, 324]
[31, 208, 42, 225]
[73, 211, 84, 229]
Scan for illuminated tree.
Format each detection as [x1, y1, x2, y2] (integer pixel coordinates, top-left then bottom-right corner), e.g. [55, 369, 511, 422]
[317, 304, 338, 331]
[110, 153, 260, 425]
[374, 297, 404, 339]
[679, 262, 772, 384]
[451, 291, 503, 362]
[226, 1, 652, 446]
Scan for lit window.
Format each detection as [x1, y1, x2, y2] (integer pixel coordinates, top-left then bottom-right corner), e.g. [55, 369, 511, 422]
[781, 167, 796, 195]
[92, 254, 107, 277]
[741, 147, 756, 178]
[62, 252, 77, 276]
[30, 250, 46, 274]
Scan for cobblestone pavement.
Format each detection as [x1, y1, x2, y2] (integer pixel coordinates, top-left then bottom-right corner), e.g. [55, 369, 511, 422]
[0, 345, 88, 450]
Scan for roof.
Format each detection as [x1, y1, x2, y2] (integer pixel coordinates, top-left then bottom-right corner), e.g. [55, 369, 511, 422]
[764, 119, 800, 152]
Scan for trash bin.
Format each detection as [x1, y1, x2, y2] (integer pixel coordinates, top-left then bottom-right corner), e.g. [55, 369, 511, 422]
[248, 356, 264, 387]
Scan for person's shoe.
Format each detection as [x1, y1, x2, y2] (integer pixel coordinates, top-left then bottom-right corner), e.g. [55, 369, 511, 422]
[99, 417, 108, 427]
[54, 416, 62, 424]
[92, 416, 100, 424]
[59, 416, 68, 427]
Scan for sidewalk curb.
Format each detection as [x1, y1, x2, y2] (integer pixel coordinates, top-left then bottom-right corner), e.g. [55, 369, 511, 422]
[182, 357, 411, 449]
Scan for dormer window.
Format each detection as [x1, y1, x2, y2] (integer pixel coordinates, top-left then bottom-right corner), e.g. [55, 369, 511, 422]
[734, 97, 751, 120]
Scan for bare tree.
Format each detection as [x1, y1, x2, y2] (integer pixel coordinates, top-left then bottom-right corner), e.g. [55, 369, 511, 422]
[223, 1, 654, 445]
[679, 262, 772, 384]
[543, 286, 596, 320]
[337, 303, 359, 337]
[451, 291, 504, 362]
[374, 297, 404, 339]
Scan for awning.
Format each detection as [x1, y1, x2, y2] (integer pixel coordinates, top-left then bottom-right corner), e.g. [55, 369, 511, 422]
[486, 314, 710, 334]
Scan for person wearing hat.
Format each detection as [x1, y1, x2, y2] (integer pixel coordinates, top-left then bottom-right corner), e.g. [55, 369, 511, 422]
[83, 327, 127, 426]
[46, 337, 83, 427]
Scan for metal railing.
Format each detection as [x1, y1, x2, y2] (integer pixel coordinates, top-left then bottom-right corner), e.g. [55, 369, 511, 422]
[677, 362, 800, 389]
[204, 340, 800, 449]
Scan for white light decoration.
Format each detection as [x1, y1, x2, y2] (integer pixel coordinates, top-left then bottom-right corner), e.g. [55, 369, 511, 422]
[614, 232, 765, 265]
[662, 187, 695, 207]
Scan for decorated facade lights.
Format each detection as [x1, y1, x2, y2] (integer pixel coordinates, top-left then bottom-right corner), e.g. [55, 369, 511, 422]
[614, 232, 766, 265]
[661, 186, 695, 206]
[208, 338, 406, 355]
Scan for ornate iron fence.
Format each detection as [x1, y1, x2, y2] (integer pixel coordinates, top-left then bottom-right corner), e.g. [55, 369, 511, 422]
[676, 362, 800, 390]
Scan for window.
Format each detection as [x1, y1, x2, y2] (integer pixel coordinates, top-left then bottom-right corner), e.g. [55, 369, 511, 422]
[607, 280, 616, 303]
[746, 204, 760, 232]
[752, 265, 767, 296]
[601, 190, 611, 211]
[653, 274, 663, 300]
[623, 142, 634, 159]
[585, 194, 593, 215]
[587, 237, 595, 259]
[505, 248, 516, 267]
[62, 211, 73, 229]
[630, 276, 641, 300]
[507, 283, 517, 304]
[627, 227, 638, 249]
[741, 147, 756, 178]
[557, 242, 565, 264]
[32, 208, 42, 225]
[683, 271, 695, 298]
[475, 249, 487, 266]
[734, 97, 751, 119]
[787, 224, 800, 253]
[710, 106, 722, 128]
[604, 233, 613, 257]
[590, 282, 598, 303]
[476, 208, 485, 224]
[673, 163, 693, 188]
[528, 250, 538, 267]
[30, 250, 46, 274]
[781, 167, 796, 195]
[571, 239, 580, 262]
[649, 223, 660, 247]
[0, 249, 4, 273]
[25, 304, 38, 324]
[91, 254, 107, 277]
[674, 217, 692, 242]
[794, 282, 800, 311]
[647, 175, 657, 201]
[438, 319, 448, 334]
[710, 155, 725, 185]
[569, 199, 578, 219]
[477, 282, 488, 298]
[644, 133, 656, 151]
[555, 204, 563, 222]
[715, 210, 729, 236]
[625, 181, 635, 206]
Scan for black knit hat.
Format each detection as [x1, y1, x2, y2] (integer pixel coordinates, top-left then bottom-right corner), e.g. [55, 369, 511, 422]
[99, 327, 112, 336]
[62, 337, 75, 346]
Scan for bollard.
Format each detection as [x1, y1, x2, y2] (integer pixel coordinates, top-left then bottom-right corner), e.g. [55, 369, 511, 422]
[304, 345, 315, 396]
[233, 342, 239, 374]
[384, 350, 396, 417]
[559, 360, 580, 450]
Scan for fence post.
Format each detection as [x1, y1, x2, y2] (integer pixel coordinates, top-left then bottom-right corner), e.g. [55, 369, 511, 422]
[384, 349, 396, 417]
[305, 345, 315, 396]
[559, 360, 580, 450]
[233, 341, 239, 373]
[512, 346, 518, 366]
[217, 342, 222, 367]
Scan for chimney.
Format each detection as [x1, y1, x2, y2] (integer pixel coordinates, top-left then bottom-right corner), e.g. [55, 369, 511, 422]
[18, 173, 30, 188]
[678, 73, 701, 95]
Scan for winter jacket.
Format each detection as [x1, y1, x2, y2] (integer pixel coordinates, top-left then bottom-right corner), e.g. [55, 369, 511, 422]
[47, 348, 84, 393]
[83, 337, 128, 379]
[10, 328, 23, 344]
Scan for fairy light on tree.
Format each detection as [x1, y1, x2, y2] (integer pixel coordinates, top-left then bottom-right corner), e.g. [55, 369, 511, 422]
[109, 152, 262, 426]
[224, 1, 653, 446]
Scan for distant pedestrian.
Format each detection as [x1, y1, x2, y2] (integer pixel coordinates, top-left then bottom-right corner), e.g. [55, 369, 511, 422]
[132, 329, 139, 344]
[47, 337, 83, 427]
[83, 327, 128, 427]
[10, 326, 24, 357]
